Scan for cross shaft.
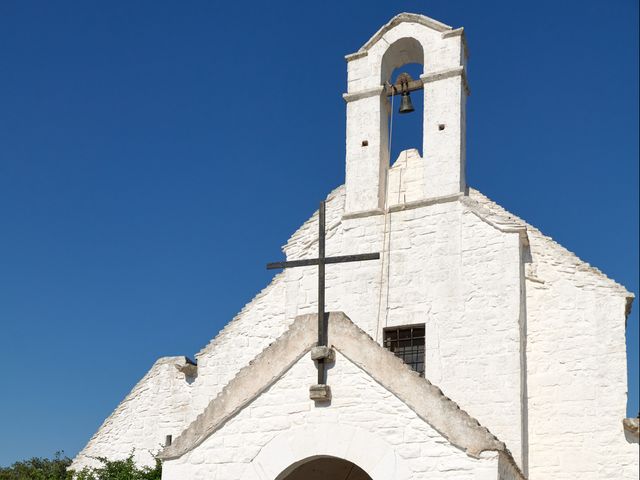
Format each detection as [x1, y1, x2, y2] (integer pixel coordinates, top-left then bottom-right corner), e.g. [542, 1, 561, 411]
[266, 201, 380, 387]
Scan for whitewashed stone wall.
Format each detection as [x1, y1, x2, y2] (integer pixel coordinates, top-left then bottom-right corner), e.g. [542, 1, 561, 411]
[71, 160, 637, 479]
[280, 176, 525, 468]
[71, 175, 636, 479]
[344, 15, 468, 215]
[70, 274, 291, 472]
[468, 190, 638, 479]
[387, 148, 425, 206]
[70, 357, 194, 471]
[190, 273, 288, 420]
[72, 13, 637, 479]
[162, 351, 504, 480]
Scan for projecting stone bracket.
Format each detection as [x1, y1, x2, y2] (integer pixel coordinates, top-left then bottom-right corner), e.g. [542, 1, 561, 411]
[623, 418, 639, 439]
[174, 357, 198, 383]
[310, 346, 335, 362]
[309, 347, 334, 401]
[309, 384, 332, 401]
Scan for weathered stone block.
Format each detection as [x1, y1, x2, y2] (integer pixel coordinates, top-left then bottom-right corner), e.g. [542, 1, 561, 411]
[309, 384, 331, 402]
[310, 346, 335, 362]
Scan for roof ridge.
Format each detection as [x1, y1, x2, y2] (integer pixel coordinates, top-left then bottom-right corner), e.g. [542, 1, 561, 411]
[161, 315, 317, 459]
[329, 313, 507, 458]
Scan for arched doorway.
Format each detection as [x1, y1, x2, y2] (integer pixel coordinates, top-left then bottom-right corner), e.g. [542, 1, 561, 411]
[277, 456, 372, 480]
[238, 424, 411, 480]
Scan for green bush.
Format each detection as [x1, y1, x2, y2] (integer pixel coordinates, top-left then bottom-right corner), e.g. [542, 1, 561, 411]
[0, 452, 71, 480]
[72, 456, 161, 480]
[0, 453, 161, 480]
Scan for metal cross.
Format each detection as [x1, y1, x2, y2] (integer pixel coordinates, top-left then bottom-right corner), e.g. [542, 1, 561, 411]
[267, 201, 380, 385]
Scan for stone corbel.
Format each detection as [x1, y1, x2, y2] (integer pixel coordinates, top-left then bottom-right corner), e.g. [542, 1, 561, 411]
[309, 346, 335, 401]
[623, 417, 639, 438]
[309, 384, 332, 402]
[310, 346, 335, 362]
[175, 359, 197, 379]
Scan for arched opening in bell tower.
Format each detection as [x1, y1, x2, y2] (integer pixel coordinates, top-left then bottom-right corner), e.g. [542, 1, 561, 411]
[388, 63, 424, 161]
[381, 38, 424, 164]
[276, 455, 373, 480]
[344, 18, 467, 215]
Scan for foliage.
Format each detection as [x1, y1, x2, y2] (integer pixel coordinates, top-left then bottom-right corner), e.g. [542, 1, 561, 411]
[0, 452, 71, 480]
[0, 453, 161, 480]
[72, 456, 162, 480]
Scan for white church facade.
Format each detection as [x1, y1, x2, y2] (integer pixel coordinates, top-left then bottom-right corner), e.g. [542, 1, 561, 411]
[70, 13, 639, 479]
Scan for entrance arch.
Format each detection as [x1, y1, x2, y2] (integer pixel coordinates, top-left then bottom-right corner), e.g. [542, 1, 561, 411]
[276, 456, 372, 480]
[239, 424, 411, 480]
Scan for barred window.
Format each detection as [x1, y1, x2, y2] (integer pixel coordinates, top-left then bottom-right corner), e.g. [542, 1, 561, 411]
[383, 324, 425, 376]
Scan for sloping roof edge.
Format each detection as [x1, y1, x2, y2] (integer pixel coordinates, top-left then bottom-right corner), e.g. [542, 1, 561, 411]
[159, 312, 507, 461]
[282, 184, 344, 257]
[195, 271, 285, 359]
[466, 188, 634, 298]
[70, 356, 192, 470]
[346, 13, 453, 60]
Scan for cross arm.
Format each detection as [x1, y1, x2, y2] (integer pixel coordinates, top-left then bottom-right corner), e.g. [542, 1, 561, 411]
[266, 252, 380, 270]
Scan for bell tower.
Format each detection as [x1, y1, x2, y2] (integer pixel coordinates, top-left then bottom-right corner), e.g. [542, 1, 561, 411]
[343, 13, 469, 216]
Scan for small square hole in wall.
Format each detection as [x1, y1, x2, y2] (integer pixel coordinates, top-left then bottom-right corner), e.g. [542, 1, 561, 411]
[438, 124, 446, 131]
[361, 140, 368, 147]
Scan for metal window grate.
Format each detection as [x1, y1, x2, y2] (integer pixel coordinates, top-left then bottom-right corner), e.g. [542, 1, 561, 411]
[383, 324, 425, 376]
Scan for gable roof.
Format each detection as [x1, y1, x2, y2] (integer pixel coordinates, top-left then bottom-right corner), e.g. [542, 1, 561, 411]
[159, 312, 508, 461]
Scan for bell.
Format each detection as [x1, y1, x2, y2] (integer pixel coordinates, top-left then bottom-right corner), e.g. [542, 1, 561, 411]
[398, 91, 414, 114]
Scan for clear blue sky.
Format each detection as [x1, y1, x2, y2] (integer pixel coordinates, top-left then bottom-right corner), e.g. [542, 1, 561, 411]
[0, 0, 637, 466]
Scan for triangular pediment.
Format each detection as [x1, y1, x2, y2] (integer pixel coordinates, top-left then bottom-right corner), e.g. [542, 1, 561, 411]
[159, 312, 507, 461]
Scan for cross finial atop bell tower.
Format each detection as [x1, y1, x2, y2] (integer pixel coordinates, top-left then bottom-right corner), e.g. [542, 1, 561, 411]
[342, 13, 470, 217]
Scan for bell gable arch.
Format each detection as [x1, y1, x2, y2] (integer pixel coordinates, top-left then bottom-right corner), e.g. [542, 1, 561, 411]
[343, 13, 469, 216]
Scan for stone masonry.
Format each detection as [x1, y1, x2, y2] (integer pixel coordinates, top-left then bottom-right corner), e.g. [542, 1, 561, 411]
[70, 13, 638, 479]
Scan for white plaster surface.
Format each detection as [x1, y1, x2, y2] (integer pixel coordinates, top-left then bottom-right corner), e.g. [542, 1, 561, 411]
[72, 178, 637, 478]
[344, 14, 468, 215]
[70, 357, 194, 471]
[468, 190, 638, 479]
[159, 312, 507, 462]
[162, 351, 505, 480]
[71, 12, 637, 480]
